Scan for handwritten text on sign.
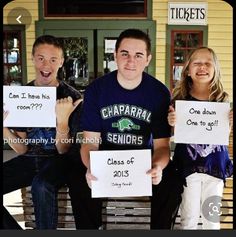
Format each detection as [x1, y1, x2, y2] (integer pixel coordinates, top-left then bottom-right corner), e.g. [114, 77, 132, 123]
[3, 86, 56, 127]
[174, 100, 230, 145]
[90, 149, 152, 198]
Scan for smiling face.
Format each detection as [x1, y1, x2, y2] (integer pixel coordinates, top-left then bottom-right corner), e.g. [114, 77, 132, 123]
[114, 38, 152, 83]
[188, 48, 215, 86]
[32, 43, 64, 86]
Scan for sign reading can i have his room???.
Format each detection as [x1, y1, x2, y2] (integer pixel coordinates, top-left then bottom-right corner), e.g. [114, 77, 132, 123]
[3, 86, 56, 127]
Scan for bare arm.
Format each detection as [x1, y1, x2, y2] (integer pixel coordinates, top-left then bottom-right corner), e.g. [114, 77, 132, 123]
[80, 131, 101, 187]
[55, 96, 82, 154]
[147, 137, 171, 185]
[80, 131, 101, 168]
[3, 128, 28, 155]
[3, 110, 28, 154]
[152, 138, 171, 169]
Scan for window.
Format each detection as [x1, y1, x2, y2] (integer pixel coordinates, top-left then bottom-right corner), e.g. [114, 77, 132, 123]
[171, 30, 203, 90]
[3, 28, 24, 86]
[57, 37, 89, 93]
[44, 0, 147, 17]
[104, 38, 117, 74]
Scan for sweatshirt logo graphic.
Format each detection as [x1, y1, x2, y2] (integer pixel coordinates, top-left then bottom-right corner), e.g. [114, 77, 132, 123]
[112, 117, 140, 132]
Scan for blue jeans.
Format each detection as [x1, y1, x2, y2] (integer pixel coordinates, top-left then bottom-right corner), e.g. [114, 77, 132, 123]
[3, 154, 68, 229]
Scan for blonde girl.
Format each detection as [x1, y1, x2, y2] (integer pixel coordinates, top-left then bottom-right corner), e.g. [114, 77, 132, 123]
[168, 47, 233, 229]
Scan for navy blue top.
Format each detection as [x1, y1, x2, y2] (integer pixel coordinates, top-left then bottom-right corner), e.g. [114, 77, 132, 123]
[173, 96, 233, 181]
[14, 80, 82, 156]
[81, 70, 171, 151]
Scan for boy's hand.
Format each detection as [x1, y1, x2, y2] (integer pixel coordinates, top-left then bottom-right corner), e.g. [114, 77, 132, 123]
[85, 168, 97, 189]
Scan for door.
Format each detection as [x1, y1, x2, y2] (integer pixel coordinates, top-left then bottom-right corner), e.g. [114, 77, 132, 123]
[3, 25, 27, 86]
[97, 30, 123, 78]
[171, 30, 203, 90]
[166, 25, 208, 90]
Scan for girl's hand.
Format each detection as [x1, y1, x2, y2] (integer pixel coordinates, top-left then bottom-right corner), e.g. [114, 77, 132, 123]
[146, 164, 162, 185]
[167, 105, 176, 127]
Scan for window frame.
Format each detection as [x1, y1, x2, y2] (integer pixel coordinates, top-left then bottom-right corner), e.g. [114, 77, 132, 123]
[3, 25, 27, 86]
[165, 25, 208, 91]
[39, 0, 152, 19]
[171, 30, 203, 90]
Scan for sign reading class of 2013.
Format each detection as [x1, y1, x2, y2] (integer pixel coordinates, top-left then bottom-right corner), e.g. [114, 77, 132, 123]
[90, 150, 152, 198]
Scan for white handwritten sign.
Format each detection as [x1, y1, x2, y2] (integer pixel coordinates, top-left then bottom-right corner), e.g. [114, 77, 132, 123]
[90, 149, 152, 198]
[3, 86, 56, 127]
[174, 100, 230, 145]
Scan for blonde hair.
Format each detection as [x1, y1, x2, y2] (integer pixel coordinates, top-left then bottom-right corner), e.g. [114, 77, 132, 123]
[172, 47, 228, 102]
